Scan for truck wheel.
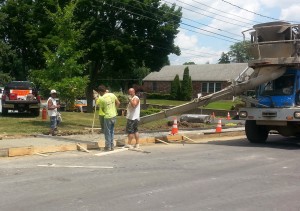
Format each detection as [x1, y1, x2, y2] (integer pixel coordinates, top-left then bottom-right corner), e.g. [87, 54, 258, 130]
[2, 108, 8, 115]
[31, 108, 40, 117]
[245, 120, 269, 143]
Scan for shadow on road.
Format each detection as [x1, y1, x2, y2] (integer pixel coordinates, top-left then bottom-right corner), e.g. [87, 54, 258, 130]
[205, 136, 300, 150]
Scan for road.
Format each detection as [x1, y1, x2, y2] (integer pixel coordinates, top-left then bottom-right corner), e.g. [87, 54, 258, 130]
[0, 135, 300, 211]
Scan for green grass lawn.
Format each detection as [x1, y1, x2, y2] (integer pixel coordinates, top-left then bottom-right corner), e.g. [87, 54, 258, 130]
[202, 100, 235, 110]
[146, 99, 186, 106]
[0, 99, 240, 136]
[0, 111, 169, 135]
[146, 99, 238, 110]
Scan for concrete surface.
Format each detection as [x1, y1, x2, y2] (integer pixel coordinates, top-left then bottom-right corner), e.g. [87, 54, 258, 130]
[0, 127, 245, 157]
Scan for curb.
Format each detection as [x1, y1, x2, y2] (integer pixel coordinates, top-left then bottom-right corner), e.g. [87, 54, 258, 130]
[0, 129, 245, 158]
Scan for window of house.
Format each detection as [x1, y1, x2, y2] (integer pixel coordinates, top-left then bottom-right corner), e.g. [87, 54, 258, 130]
[152, 81, 157, 91]
[215, 83, 221, 92]
[209, 82, 214, 93]
[202, 82, 222, 93]
[202, 83, 208, 92]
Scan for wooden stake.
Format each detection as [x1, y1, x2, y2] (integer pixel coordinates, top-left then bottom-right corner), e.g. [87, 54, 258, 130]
[182, 135, 196, 143]
[77, 143, 90, 153]
[35, 152, 49, 157]
[155, 138, 169, 145]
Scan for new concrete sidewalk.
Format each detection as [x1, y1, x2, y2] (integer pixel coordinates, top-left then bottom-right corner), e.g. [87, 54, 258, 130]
[0, 127, 245, 157]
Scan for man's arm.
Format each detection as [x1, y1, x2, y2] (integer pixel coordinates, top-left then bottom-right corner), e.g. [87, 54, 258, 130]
[47, 99, 60, 110]
[129, 97, 139, 108]
[115, 96, 120, 108]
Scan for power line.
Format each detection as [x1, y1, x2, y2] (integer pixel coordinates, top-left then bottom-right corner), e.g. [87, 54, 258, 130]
[191, 0, 262, 24]
[221, 0, 293, 22]
[163, 0, 250, 28]
[107, 3, 242, 43]
[175, 0, 253, 27]
[180, 27, 236, 43]
[181, 22, 242, 42]
[122, 0, 243, 38]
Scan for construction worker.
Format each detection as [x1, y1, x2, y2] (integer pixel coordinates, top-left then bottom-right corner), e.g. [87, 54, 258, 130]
[97, 85, 120, 151]
[125, 88, 140, 149]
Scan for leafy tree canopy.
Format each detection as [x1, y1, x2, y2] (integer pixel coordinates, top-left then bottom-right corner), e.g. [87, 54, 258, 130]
[218, 52, 230, 64]
[228, 41, 251, 63]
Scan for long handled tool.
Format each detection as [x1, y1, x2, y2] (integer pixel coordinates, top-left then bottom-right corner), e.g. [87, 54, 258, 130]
[91, 90, 99, 134]
[91, 104, 97, 134]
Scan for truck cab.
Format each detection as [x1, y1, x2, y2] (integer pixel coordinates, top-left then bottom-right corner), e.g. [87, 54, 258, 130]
[258, 69, 300, 108]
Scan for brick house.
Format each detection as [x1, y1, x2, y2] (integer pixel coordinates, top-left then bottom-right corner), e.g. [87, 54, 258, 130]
[143, 63, 252, 97]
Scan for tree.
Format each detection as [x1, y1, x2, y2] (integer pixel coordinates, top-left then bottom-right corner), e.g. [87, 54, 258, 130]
[29, 0, 88, 107]
[74, 0, 182, 110]
[228, 41, 251, 63]
[0, 71, 14, 87]
[0, 0, 58, 79]
[218, 52, 230, 64]
[181, 67, 192, 100]
[170, 74, 181, 100]
[133, 66, 151, 86]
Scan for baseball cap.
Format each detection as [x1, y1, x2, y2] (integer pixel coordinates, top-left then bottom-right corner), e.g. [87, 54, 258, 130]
[50, 89, 57, 94]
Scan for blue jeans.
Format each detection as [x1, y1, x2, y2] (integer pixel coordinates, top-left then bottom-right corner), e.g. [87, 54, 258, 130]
[50, 116, 60, 129]
[104, 117, 116, 149]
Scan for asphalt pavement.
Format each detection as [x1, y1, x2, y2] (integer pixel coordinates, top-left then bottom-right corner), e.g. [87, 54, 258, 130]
[0, 134, 299, 211]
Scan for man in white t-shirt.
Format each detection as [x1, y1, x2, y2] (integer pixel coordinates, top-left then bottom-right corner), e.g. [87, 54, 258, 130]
[125, 88, 140, 149]
[47, 90, 61, 136]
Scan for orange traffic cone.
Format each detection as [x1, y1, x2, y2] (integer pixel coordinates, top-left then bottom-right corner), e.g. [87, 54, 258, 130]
[215, 119, 222, 133]
[227, 112, 231, 120]
[171, 117, 178, 135]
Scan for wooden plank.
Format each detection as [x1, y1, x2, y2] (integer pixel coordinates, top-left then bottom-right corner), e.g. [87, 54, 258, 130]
[34, 144, 77, 154]
[155, 139, 169, 145]
[182, 135, 196, 143]
[165, 135, 183, 141]
[77, 143, 90, 153]
[9, 146, 34, 157]
[35, 152, 49, 157]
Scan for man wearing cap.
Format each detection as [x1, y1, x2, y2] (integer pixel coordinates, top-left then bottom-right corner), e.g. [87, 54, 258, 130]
[47, 90, 61, 136]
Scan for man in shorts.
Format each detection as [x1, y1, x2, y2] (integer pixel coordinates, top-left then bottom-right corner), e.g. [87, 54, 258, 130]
[125, 88, 140, 149]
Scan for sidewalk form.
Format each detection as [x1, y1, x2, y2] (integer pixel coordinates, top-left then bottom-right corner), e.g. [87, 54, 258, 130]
[0, 127, 245, 157]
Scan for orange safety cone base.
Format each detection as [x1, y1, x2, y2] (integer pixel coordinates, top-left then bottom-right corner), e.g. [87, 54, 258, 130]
[227, 112, 231, 120]
[170, 118, 178, 135]
[215, 119, 222, 133]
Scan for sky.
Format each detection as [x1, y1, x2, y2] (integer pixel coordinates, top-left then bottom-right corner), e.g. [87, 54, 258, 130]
[167, 0, 300, 65]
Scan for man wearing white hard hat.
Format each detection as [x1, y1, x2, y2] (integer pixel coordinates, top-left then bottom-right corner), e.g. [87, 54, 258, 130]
[47, 89, 61, 136]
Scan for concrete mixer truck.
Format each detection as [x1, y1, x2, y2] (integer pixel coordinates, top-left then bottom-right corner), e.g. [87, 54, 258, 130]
[140, 21, 300, 143]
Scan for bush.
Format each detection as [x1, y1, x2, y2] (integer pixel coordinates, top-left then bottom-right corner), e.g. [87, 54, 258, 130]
[146, 93, 171, 99]
[140, 106, 161, 117]
[115, 92, 128, 104]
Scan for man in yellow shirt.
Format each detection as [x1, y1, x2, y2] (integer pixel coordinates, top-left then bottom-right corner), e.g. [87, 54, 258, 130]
[96, 89, 108, 133]
[98, 85, 120, 151]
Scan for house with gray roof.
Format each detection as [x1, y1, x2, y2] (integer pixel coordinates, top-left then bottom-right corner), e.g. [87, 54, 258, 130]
[143, 63, 252, 97]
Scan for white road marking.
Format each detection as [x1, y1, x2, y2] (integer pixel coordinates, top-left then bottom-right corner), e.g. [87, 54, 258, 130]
[37, 164, 113, 169]
[94, 148, 128, 156]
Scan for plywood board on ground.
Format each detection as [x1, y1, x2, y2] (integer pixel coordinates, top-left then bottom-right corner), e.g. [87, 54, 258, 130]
[116, 137, 156, 147]
[33, 144, 77, 154]
[9, 146, 34, 157]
